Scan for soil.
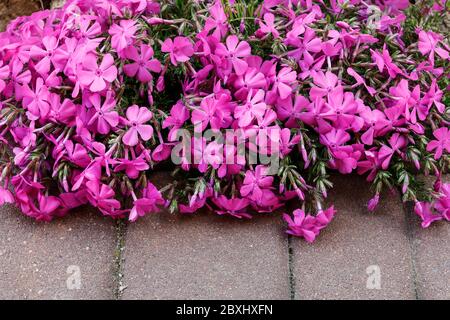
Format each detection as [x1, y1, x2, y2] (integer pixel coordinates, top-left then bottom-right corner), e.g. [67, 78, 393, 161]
[0, 0, 51, 31]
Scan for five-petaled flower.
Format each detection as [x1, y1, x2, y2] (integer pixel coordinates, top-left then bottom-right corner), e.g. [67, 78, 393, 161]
[78, 54, 118, 92]
[123, 105, 154, 147]
[161, 36, 194, 66]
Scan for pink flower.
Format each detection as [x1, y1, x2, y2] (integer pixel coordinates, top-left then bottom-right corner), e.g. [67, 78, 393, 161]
[276, 95, 310, 128]
[109, 20, 137, 54]
[414, 201, 442, 228]
[123, 105, 154, 147]
[240, 166, 274, 203]
[78, 54, 118, 92]
[310, 71, 339, 99]
[163, 101, 190, 141]
[371, 44, 403, 78]
[88, 92, 119, 135]
[49, 96, 77, 126]
[130, 183, 165, 222]
[321, 40, 342, 57]
[435, 183, 450, 220]
[0, 61, 9, 93]
[320, 129, 361, 174]
[212, 196, 251, 219]
[63, 140, 91, 168]
[114, 156, 149, 179]
[286, 27, 322, 65]
[321, 88, 362, 131]
[86, 181, 121, 216]
[347, 67, 376, 96]
[124, 44, 161, 82]
[283, 209, 318, 243]
[367, 194, 380, 212]
[427, 127, 450, 160]
[418, 30, 449, 65]
[18, 78, 50, 121]
[389, 79, 423, 123]
[29, 36, 59, 75]
[161, 36, 194, 66]
[279, 128, 301, 157]
[233, 68, 267, 100]
[0, 186, 14, 205]
[258, 13, 279, 38]
[423, 79, 445, 113]
[271, 67, 297, 99]
[152, 143, 173, 161]
[60, 190, 88, 210]
[215, 35, 251, 75]
[315, 206, 336, 231]
[234, 89, 267, 127]
[378, 133, 407, 169]
[360, 108, 390, 145]
[191, 95, 232, 131]
[32, 194, 62, 222]
[201, 1, 228, 40]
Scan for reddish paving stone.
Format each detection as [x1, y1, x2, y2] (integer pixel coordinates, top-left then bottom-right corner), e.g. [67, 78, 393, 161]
[122, 173, 289, 300]
[0, 0, 41, 31]
[408, 176, 450, 300]
[0, 205, 117, 299]
[292, 175, 416, 300]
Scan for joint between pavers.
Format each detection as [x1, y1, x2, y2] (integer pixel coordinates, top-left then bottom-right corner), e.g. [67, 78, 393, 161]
[401, 199, 421, 300]
[113, 219, 128, 300]
[287, 235, 296, 300]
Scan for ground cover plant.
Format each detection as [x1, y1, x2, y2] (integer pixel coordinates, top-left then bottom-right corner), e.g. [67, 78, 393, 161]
[0, 0, 449, 242]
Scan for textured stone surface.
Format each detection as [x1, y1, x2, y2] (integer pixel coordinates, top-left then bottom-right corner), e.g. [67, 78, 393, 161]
[411, 221, 450, 300]
[409, 175, 450, 300]
[0, 205, 116, 299]
[292, 175, 416, 300]
[121, 173, 289, 300]
[0, 0, 43, 31]
[122, 211, 289, 300]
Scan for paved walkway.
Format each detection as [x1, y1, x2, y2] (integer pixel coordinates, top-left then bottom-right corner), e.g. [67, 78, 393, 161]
[0, 173, 448, 300]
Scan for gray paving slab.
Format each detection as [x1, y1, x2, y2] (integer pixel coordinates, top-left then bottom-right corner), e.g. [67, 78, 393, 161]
[0, 204, 117, 299]
[409, 175, 450, 300]
[291, 175, 416, 300]
[121, 173, 290, 300]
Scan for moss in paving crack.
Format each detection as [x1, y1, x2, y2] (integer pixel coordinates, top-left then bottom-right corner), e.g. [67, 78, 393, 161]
[113, 219, 128, 300]
[402, 200, 420, 300]
[287, 235, 296, 300]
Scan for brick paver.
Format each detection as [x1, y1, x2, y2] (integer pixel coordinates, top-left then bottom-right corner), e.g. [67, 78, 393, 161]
[291, 175, 416, 300]
[121, 173, 289, 300]
[0, 205, 117, 299]
[408, 176, 450, 300]
[410, 219, 450, 299]
[122, 211, 290, 300]
[0, 1, 41, 31]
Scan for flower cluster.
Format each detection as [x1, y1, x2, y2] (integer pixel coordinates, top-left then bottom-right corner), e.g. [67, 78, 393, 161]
[0, 0, 449, 242]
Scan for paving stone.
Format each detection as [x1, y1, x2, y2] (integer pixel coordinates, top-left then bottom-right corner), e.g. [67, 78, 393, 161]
[292, 175, 416, 300]
[0, 205, 117, 299]
[121, 173, 289, 300]
[409, 175, 450, 300]
[0, 0, 41, 31]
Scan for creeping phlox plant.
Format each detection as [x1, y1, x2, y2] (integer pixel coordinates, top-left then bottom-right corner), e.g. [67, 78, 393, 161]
[0, 0, 449, 243]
